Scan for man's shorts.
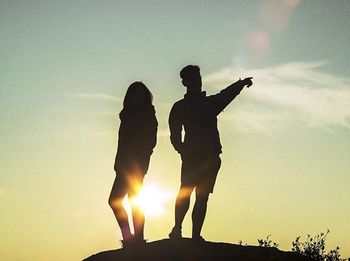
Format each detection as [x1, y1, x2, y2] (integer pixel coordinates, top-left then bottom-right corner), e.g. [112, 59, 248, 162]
[181, 154, 221, 194]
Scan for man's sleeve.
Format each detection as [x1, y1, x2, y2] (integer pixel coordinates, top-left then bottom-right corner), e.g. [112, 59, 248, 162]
[211, 79, 246, 115]
[168, 103, 183, 154]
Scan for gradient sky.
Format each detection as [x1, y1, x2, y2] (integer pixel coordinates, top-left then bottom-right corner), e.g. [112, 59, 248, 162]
[1, 1, 350, 260]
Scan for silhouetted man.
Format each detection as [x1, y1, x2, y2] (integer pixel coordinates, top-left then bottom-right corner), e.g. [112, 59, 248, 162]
[168, 65, 253, 241]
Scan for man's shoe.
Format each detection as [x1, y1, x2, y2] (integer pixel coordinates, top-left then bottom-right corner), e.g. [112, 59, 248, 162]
[168, 227, 182, 239]
[192, 235, 205, 242]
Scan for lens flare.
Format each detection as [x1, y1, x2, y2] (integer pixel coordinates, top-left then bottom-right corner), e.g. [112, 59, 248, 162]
[123, 183, 173, 217]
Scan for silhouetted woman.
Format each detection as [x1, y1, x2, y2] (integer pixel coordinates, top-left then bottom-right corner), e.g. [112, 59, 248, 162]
[109, 82, 157, 246]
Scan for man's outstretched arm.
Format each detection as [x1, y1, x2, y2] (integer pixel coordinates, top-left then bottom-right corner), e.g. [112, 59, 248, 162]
[168, 104, 184, 154]
[213, 77, 253, 114]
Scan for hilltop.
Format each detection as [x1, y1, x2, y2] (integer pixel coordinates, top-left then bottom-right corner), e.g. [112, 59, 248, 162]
[84, 238, 312, 261]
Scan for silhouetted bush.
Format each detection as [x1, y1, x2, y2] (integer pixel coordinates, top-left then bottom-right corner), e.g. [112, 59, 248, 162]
[291, 230, 347, 261]
[257, 235, 279, 248]
[238, 240, 248, 246]
[252, 231, 349, 261]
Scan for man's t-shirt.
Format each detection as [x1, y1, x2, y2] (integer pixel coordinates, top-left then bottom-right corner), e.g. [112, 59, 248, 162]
[169, 81, 244, 156]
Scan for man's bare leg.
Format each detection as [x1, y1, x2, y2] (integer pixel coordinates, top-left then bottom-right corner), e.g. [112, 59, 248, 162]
[170, 185, 194, 238]
[192, 191, 209, 239]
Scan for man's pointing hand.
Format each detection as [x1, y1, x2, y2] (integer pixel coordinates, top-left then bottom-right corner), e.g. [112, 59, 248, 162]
[243, 77, 253, 88]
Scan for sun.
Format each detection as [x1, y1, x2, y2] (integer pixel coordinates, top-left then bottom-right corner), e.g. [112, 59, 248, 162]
[122, 183, 173, 217]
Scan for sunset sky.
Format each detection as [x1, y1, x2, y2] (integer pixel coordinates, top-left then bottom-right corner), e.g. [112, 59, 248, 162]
[1, 1, 349, 260]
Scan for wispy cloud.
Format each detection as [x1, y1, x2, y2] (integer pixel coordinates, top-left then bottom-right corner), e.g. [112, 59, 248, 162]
[72, 93, 121, 102]
[204, 61, 350, 131]
[47, 93, 121, 102]
[83, 130, 115, 138]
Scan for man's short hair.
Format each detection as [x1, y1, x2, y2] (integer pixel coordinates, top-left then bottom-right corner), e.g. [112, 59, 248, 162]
[180, 65, 200, 80]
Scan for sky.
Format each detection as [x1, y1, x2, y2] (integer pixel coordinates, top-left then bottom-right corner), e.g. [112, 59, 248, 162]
[1, 0, 350, 260]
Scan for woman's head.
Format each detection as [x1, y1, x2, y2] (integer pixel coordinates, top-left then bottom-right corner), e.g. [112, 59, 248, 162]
[123, 81, 153, 108]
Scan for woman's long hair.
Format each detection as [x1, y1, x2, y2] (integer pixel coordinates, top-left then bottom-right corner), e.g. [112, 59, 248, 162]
[120, 81, 154, 121]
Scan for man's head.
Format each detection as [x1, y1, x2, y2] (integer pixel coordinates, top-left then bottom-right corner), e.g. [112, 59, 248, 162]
[180, 65, 202, 93]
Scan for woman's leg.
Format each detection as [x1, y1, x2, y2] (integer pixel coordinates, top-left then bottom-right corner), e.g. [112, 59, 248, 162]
[108, 176, 132, 240]
[128, 173, 145, 240]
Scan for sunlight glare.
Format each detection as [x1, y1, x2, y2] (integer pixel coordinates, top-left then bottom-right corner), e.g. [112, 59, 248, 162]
[123, 183, 173, 217]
